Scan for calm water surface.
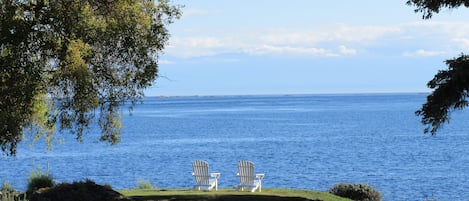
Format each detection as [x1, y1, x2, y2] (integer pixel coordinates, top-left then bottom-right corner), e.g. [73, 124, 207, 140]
[2, 93, 469, 201]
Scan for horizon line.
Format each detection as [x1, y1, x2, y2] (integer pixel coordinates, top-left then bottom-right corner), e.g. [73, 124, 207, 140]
[144, 91, 430, 98]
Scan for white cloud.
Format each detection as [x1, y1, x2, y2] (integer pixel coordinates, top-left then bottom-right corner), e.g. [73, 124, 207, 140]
[166, 31, 362, 58]
[165, 21, 469, 59]
[184, 37, 223, 48]
[257, 25, 402, 46]
[403, 49, 446, 57]
[434, 21, 469, 39]
[158, 60, 174, 65]
[334, 25, 403, 43]
[244, 45, 358, 57]
[168, 37, 226, 58]
[245, 45, 328, 57]
[260, 31, 331, 46]
[338, 45, 357, 55]
[453, 38, 469, 51]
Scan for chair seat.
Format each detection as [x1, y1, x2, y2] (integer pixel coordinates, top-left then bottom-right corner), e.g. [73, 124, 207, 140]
[239, 180, 260, 192]
[194, 178, 217, 190]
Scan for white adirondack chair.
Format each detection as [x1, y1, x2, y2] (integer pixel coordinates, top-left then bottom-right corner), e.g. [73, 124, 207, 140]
[236, 160, 265, 192]
[191, 160, 220, 191]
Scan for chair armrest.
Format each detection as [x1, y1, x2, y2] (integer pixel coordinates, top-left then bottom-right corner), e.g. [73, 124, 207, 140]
[192, 173, 211, 177]
[256, 174, 265, 180]
[210, 173, 221, 179]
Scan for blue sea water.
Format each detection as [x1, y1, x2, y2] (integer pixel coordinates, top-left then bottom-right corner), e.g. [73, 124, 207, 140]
[1, 93, 469, 201]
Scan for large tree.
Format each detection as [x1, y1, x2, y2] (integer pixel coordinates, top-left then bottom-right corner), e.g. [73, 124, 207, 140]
[408, 0, 469, 134]
[0, 0, 182, 156]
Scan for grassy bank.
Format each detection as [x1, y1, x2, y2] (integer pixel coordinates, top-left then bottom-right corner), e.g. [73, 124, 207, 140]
[119, 188, 352, 201]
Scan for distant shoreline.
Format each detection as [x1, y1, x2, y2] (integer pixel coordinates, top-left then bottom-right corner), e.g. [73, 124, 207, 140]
[147, 91, 430, 99]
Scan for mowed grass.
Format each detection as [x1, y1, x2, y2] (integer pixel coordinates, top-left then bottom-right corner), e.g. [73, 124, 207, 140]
[119, 188, 352, 201]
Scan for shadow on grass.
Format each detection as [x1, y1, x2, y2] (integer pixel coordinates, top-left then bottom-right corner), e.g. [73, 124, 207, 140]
[130, 194, 322, 201]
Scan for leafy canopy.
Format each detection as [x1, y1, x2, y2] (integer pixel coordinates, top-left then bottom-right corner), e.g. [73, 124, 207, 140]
[408, 0, 469, 134]
[407, 0, 469, 19]
[0, 0, 182, 156]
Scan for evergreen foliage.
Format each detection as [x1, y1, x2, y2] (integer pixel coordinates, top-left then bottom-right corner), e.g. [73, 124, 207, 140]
[407, 0, 469, 19]
[408, 0, 469, 134]
[416, 55, 469, 134]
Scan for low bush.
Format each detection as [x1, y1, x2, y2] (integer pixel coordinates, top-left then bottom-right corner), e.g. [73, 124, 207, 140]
[26, 168, 54, 196]
[103, 183, 113, 190]
[1, 181, 16, 193]
[1, 182, 27, 201]
[328, 183, 381, 201]
[136, 179, 154, 189]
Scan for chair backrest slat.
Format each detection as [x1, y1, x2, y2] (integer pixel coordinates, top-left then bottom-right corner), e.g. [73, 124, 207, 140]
[192, 160, 210, 185]
[238, 160, 255, 185]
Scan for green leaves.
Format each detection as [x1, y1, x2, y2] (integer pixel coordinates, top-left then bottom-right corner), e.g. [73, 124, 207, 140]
[0, 0, 182, 156]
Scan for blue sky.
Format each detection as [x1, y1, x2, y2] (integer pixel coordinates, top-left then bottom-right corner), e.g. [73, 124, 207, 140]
[147, 1, 469, 96]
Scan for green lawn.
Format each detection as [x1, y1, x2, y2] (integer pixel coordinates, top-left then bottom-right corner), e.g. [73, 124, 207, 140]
[119, 188, 352, 201]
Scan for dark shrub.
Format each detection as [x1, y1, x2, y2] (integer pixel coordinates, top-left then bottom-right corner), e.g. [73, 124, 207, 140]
[30, 180, 130, 201]
[329, 183, 382, 201]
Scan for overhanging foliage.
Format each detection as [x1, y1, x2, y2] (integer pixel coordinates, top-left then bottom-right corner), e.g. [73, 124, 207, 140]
[0, 0, 182, 156]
